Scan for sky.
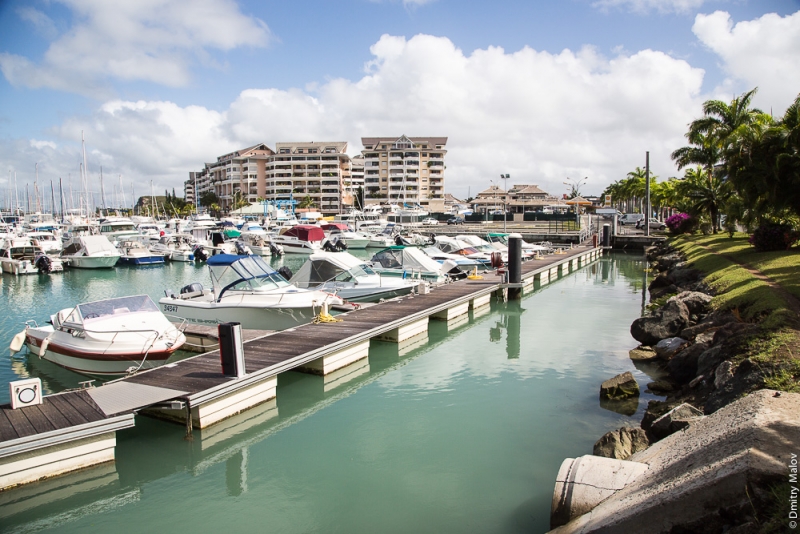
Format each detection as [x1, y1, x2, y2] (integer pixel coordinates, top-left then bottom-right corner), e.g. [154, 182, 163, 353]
[1, 0, 799, 207]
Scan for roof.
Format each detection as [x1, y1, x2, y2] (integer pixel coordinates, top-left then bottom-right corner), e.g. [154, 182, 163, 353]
[510, 184, 548, 196]
[361, 136, 448, 148]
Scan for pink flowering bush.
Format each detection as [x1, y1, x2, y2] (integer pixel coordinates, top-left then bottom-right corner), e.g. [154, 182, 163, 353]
[665, 213, 695, 234]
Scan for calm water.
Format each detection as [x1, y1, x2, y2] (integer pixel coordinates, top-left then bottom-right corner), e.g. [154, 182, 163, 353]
[0, 251, 662, 534]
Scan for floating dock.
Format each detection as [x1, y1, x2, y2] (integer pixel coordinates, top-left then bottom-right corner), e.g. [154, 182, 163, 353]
[0, 245, 602, 490]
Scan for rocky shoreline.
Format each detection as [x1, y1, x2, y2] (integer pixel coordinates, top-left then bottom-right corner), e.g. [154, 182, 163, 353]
[547, 242, 798, 533]
[593, 241, 777, 460]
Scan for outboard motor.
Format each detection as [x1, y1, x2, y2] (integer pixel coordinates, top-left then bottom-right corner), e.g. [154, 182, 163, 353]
[193, 245, 208, 262]
[334, 240, 347, 251]
[269, 243, 284, 256]
[180, 282, 204, 295]
[235, 241, 249, 255]
[35, 253, 52, 274]
[395, 234, 412, 246]
[277, 266, 293, 281]
[322, 239, 338, 252]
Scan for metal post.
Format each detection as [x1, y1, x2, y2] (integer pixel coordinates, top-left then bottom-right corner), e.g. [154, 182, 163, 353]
[602, 224, 611, 248]
[645, 151, 650, 238]
[219, 322, 246, 378]
[508, 233, 523, 300]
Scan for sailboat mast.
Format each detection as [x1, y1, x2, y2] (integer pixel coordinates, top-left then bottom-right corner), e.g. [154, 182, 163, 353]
[81, 131, 90, 217]
[50, 180, 56, 218]
[100, 166, 106, 212]
[59, 178, 65, 221]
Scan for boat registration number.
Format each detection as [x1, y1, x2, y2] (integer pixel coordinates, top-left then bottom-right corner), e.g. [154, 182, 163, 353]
[163, 304, 179, 313]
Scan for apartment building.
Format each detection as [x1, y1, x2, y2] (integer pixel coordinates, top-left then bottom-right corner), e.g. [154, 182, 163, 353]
[187, 142, 353, 215]
[265, 141, 351, 215]
[360, 135, 447, 212]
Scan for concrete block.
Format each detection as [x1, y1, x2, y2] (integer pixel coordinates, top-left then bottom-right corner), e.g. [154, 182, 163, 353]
[375, 317, 429, 343]
[431, 302, 469, 321]
[298, 340, 370, 376]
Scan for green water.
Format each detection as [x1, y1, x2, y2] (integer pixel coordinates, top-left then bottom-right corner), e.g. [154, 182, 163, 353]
[0, 252, 662, 533]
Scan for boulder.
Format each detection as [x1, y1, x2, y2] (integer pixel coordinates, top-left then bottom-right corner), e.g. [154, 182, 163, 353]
[680, 310, 738, 340]
[649, 403, 704, 440]
[630, 299, 690, 346]
[666, 342, 710, 383]
[628, 346, 658, 361]
[600, 371, 640, 400]
[652, 252, 684, 272]
[696, 346, 724, 376]
[646, 380, 675, 393]
[649, 283, 678, 301]
[669, 291, 713, 315]
[670, 267, 703, 288]
[653, 337, 689, 359]
[641, 400, 677, 433]
[593, 427, 650, 460]
[714, 361, 735, 390]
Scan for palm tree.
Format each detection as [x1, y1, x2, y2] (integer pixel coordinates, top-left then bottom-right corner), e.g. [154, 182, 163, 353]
[298, 195, 316, 209]
[675, 167, 729, 233]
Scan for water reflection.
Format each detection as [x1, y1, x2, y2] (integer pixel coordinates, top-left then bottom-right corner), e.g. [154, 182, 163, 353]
[489, 300, 525, 359]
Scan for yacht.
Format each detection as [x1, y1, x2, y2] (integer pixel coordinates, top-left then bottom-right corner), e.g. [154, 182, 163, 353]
[117, 239, 166, 265]
[160, 254, 343, 330]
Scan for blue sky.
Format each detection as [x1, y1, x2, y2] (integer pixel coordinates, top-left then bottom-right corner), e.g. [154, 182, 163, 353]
[1, 0, 799, 205]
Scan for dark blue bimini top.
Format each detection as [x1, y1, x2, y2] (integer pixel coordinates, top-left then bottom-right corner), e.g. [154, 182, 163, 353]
[206, 254, 249, 266]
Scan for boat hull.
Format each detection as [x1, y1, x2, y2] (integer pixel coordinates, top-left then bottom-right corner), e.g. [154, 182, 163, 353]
[24, 330, 181, 376]
[1, 260, 39, 275]
[63, 255, 120, 269]
[119, 255, 165, 265]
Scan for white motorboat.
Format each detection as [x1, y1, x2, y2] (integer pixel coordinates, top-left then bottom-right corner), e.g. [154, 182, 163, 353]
[60, 235, 121, 268]
[290, 251, 418, 303]
[421, 246, 488, 271]
[271, 225, 328, 254]
[13, 294, 186, 376]
[370, 246, 464, 284]
[433, 236, 492, 266]
[159, 254, 343, 331]
[149, 233, 196, 262]
[27, 231, 62, 254]
[98, 217, 139, 244]
[0, 237, 64, 275]
[485, 233, 552, 255]
[117, 239, 166, 265]
[239, 232, 283, 257]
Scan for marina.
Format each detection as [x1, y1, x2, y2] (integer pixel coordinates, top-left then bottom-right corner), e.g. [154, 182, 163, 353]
[1, 245, 605, 490]
[0, 246, 658, 533]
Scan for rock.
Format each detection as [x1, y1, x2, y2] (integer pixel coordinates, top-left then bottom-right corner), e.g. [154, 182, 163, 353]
[628, 346, 658, 361]
[599, 397, 639, 416]
[630, 300, 690, 346]
[704, 359, 766, 414]
[652, 252, 684, 272]
[646, 380, 675, 393]
[689, 374, 705, 388]
[641, 400, 678, 434]
[649, 283, 678, 301]
[653, 337, 688, 359]
[649, 403, 704, 440]
[712, 321, 760, 347]
[593, 427, 650, 460]
[696, 346, 724, 376]
[600, 371, 640, 400]
[666, 342, 709, 383]
[668, 291, 713, 315]
[714, 361, 735, 390]
[694, 331, 715, 344]
[670, 266, 703, 288]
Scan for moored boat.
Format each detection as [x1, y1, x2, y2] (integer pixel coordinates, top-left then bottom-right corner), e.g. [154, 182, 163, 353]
[60, 235, 121, 268]
[13, 295, 186, 376]
[159, 254, 343, 330]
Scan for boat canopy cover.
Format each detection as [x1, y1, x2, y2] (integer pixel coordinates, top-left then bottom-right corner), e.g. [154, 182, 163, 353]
[291, 252, 374, 286]
[371, 246, 442, 273]
[207, 254, 288, 294]
[320, 223, 350, 232]
[80, 235, 118, 255]
[280, 225, 326, 242]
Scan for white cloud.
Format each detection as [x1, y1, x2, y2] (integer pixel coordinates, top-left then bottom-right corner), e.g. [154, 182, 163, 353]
[3, 34, 708, 201]
[0, 0, 271, 96]
[30, 140, 58, 150]
[16, 7, 59, 40]
[692, 10, 800, 111]
[593, 0, 706, 14]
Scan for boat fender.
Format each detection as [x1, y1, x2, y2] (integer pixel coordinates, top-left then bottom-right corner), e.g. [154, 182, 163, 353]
[39, 334, 54, 357]
[9, 329, 27, 355]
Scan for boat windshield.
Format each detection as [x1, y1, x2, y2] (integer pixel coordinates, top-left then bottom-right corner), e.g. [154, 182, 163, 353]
[71, 295, 159, 323]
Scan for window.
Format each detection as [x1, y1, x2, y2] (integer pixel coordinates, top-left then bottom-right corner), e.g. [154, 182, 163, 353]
[308, 148, 318, 154]
[280, 148, 290, 154]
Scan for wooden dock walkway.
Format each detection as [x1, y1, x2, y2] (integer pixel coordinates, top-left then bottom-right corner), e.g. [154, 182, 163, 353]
[0, 244, 601, 490]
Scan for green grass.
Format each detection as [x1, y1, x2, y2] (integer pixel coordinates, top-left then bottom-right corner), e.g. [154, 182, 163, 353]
[667, 235, 800, 392]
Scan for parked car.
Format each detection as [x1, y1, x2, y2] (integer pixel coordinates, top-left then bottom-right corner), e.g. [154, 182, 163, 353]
[619, 213, 644, 226]
[447, 216, 465, 225]
[422, 218, 439, 226]
[636, 218, 666, 230]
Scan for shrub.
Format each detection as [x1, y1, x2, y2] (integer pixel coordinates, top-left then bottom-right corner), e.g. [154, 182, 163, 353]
[665, 213, 695, 234]
[748, 223, 800, 251]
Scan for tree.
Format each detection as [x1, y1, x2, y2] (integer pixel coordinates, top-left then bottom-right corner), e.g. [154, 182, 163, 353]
[675, 167, 729, 233]
[298, 195, 316, 209]
[199, 191, 219, 209]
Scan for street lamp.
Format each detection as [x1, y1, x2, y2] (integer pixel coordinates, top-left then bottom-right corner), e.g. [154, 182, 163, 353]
[564, 177, 588, 227]
[500, 174, 510, 232]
